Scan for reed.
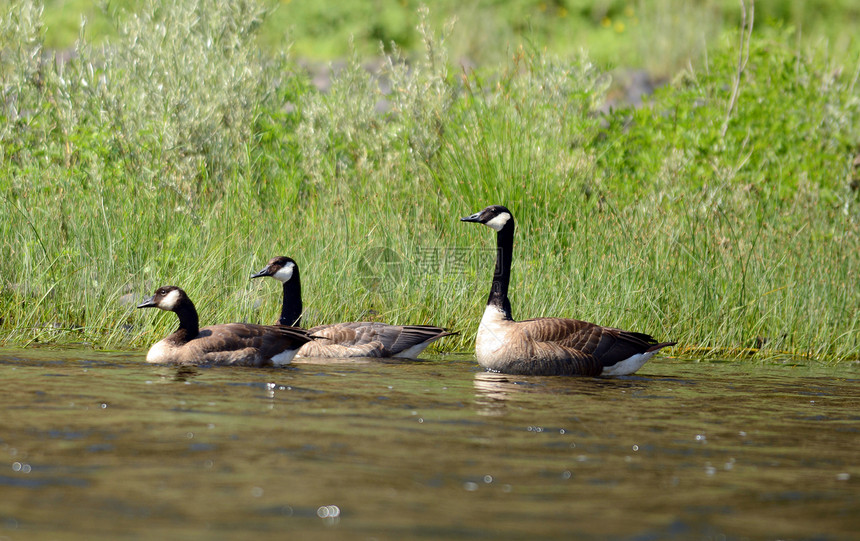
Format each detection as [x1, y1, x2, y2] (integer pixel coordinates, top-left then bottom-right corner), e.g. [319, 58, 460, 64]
[1, 0, 858, 361]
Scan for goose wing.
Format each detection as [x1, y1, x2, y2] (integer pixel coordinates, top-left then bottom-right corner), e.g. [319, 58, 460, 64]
[206, 323, 311, 347]
[386, 325, 458, 355]
[300, 322, 386, 357]
[304, 322, 456, 358]
[516, 317, 666, 372]
[186, 324, 313, 366]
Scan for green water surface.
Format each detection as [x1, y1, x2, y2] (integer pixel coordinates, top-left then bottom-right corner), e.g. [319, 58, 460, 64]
[0, 349, 857, 540]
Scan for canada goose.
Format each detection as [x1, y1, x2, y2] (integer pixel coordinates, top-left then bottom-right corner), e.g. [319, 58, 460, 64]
[137, 285, 314, 366]
[250, 256, 456, 359]
[461, 205, 675, 376]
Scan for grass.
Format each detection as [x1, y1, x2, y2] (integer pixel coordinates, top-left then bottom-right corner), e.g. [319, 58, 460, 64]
[38, 1, 860, 75]
[1, 0, 859, 361]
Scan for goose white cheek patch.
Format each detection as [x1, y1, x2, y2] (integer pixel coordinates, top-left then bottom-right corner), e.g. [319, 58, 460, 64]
[273, 263, 295, 283]
[160, 289, 181, 310]
[485, 212, 512, 232]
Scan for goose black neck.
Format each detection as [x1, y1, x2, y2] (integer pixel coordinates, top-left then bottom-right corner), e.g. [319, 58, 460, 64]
[279, 270, 303, 327]
[489, 223, 514, 319]
[173, 298, 200, 338]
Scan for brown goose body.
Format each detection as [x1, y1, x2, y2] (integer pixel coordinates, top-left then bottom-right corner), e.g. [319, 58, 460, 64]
[475, 305, 674, 376]
[301, 321, 457, 359]
[251, 257, 456, 359]
[462, 205, 675, 376]
[137, 286, 313, 367]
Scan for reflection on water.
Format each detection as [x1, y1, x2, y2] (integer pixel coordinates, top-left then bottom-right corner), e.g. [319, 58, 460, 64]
[472, 370, 692, 415]
[164, 365, 201, 382]
[473, 371, 522, 411]
[0, 348, 857, 540]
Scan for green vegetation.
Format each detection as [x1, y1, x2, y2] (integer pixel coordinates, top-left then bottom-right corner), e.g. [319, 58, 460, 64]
[1, 0, 859, 360]
[37, 0, 860, 76]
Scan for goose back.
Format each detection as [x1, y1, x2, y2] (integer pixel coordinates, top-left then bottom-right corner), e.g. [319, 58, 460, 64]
[138, 285, 313, 366]
[300, 322, 457, 359]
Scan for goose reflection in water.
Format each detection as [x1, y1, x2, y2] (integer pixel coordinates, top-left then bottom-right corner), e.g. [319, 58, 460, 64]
[147, 365, 202, 383]
[473, 370, 663, 416]
[472, 371, 543, 416]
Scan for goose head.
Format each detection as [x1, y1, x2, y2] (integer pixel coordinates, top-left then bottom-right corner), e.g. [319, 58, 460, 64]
[250, 256, 298, 283]
[137, 286, 186, 312]
[460, 205, 515, 232]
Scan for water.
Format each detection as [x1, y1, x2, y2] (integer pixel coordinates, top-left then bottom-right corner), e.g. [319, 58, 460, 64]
[0, 348, 857, 540]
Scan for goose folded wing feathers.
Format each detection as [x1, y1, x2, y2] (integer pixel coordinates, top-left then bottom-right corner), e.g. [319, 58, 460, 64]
[517, 317, 603, 347]
[307, 322, 454, 353]
[306, 323, 365, 346]
[387, 325, 457, 353]
[195, 324, 311, 357]
[517, 318, 664, 363]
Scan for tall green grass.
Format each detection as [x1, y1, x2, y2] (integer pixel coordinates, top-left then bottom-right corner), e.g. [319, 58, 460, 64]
[1, 0, 858, 360]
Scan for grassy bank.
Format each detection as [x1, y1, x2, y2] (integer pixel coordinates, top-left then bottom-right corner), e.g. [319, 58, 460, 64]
[2, 1, 859, 360]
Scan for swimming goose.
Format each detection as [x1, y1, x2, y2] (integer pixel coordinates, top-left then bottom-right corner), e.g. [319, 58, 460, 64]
[137, 285, 314, 366]
[251, 256, 456, 359]
[461, 205, 675, 376]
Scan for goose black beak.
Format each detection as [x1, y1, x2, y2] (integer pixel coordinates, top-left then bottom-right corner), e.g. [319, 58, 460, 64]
[137, 296, 157, 309]
[250, 266, 273, 279]
[460, 212, 482, 223]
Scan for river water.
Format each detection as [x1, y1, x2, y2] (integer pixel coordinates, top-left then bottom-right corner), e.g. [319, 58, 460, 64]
[0, 348, 857, 540]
